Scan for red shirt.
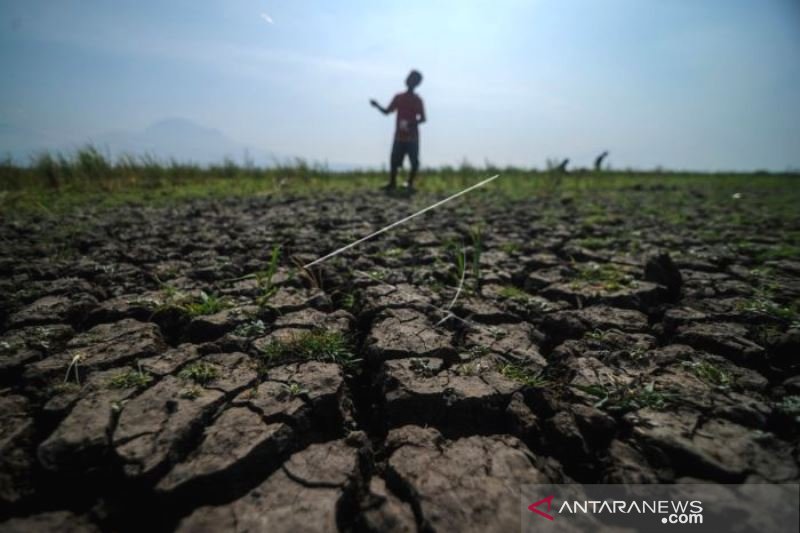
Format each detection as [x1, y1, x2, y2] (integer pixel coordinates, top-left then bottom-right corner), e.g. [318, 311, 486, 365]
[388, 92, 425, 142]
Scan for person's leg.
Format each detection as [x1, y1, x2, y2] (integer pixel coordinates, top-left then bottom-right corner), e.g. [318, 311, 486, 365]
[389, 142, 402, 188]
[407, 141, 420, 188]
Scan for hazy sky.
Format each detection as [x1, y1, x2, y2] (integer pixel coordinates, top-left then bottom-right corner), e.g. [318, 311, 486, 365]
[1, 0, 799, 170]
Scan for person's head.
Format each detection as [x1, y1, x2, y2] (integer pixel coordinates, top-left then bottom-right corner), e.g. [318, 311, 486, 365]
[405, 70, 423, 91]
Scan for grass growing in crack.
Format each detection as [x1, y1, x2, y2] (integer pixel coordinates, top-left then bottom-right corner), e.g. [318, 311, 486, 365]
[574, 236, 611, 250]
[340, 291, 359, 312]
[233, 319, 267, 338]
[499, 242, 520, 254]
[571, 263, 633, 292]
[0, 340, 20, 354]
[281, 382, 308, 397]
[366, 269, 388, 281]
[498, 286, 531, 302]
[443, 241, 468, 312]
[751, 324, 784, 348]
[447, 240, 468, 288]
[443, 227, 482, 298]
[47, 381, 81, 397]
[739, 270, 799, 322]
[377, 247, 406, 259]
[454, 359, 490, 376]
[183, 291, 230, 317]
[255, 244, 282, 307]
[583, 329, 648, 360]
[409, 358, 437, 377]
[465, 344, 491, 359]
[500, 363, 548, 388]
[486, 327, 508, 340]
[585, 329, 609, 341]
[502, 291, 554, 313]
[576, 381, 670, 414]
[738, 295, 799, 322]
[755, 243, 800, 263]
[161, 282, 180, 300]
[258, 330, 358, 370]
[776, 396, 800, 420]
[178, 362, 219, 385]
[107, 368, 153, 390]
[470, 225, 483, 294]
[682, 360, 732, 390]
[179, 386, 202, 400]
[627, 346, 648, 361]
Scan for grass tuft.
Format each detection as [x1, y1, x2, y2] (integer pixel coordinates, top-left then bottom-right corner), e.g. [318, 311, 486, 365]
[576, 381, 671, 414]
[107, 369, 153, 390]
[572, 263, 634, 292]
[682, 360, 732, 390]
[258, 330, 358, 369]
[255, 244, 282, 306]
[178, 362, 219, 385]
[498, 286, 531, 302]
[409, 358, 437, 377]
[776, 396, 800, 420]
[233, 319, 267, 337]
[183, 291, 230, 317]
[500, 363, 548, 388]
[281, 382, 308, 397]
[179, 386, 202, 400]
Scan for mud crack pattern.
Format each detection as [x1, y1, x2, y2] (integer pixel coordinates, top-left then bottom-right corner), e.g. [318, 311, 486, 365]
[1, 188, 799, 531]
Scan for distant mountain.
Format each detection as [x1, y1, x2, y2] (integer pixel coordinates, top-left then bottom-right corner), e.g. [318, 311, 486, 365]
[0, 118, 264, 165]
[1, 117, 359, 169]
[91, 118, 273, 166]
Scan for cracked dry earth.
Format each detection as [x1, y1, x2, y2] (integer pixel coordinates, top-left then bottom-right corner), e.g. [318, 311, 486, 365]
[1, 187, 799, 532]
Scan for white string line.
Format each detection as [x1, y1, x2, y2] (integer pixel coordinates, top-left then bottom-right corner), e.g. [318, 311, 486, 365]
[444, 246, 467, 312]
[296, 270, 509, 364]
[288, 275, 482, 334]
[352, 269, 486, 333]
[288, 268, 483, 332]
[435, 246, 469, 326]
[302, 174, 500, 269]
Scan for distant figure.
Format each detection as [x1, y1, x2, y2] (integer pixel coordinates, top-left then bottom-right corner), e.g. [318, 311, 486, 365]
[555, 158, 569, 173]
[370, 70, 426, 191]
[594, 151, 609, 171]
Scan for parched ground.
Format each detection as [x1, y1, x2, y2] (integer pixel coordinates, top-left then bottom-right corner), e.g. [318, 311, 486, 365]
[1, 183, 799, 532]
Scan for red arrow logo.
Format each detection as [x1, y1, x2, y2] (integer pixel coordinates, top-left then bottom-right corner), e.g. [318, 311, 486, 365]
[528, 495, 555, 521]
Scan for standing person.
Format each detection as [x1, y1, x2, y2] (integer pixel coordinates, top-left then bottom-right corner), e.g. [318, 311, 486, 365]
[370, 70, 426, 192]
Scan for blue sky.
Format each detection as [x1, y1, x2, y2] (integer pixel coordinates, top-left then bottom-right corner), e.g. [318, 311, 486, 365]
[1, 0, 799, 170]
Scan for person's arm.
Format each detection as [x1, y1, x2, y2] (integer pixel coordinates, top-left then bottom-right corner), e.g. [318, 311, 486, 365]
[416, 99, 426, 125]
[370, 97, 396, 115]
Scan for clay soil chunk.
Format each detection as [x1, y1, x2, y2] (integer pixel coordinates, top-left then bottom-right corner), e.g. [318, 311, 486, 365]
[385, 425, 556, 533]
[176, 439, 359, 532]
[24, 319, 165, 381]
[366, 308, 456, 361]
[112, 376, 226, 479]
[156, 407, 293, 496]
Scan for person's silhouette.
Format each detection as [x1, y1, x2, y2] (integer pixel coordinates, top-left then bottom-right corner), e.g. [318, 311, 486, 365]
[370, 70, 426, 191]
[594, 151, 609, 171]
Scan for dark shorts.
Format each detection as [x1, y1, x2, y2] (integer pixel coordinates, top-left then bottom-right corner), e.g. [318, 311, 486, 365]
[390, 140, 419, 169]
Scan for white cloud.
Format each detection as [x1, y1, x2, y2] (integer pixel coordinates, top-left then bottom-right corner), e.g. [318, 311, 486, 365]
[260, 12, 274, 24]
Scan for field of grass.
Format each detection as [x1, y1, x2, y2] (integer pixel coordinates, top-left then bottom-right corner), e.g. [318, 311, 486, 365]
[1, 147, 798, 218]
